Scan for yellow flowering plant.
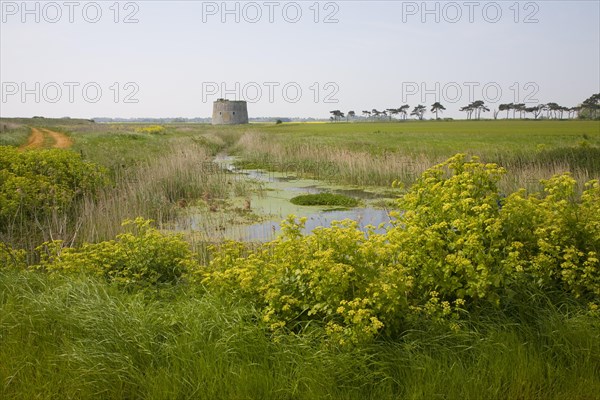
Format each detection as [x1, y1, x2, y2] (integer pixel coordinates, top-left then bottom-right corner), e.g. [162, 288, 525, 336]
[36, 218, 195, 291]
[200, 154, 600, 345]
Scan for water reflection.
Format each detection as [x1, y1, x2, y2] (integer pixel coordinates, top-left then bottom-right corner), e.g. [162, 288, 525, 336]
[233, 208, 392, 242]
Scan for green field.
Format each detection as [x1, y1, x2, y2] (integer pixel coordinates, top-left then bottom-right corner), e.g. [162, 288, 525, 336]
[1, 118, 600, 399]
[258, 120, 599, 156]
[232, 120, 600, 189]
[4, 118, 598, 166]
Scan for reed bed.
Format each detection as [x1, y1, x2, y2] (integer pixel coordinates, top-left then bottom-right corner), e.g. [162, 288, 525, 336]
[235, 131, 600, 193]
[77, 139, 252, 243]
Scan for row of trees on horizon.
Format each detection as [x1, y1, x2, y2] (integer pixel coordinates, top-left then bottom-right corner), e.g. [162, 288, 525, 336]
[329, 93, 600, 122]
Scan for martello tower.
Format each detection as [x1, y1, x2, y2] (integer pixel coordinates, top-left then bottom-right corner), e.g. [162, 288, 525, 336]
[212, 99, 249, 125]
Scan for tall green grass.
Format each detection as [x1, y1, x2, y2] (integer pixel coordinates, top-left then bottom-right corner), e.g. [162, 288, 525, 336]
[1, 269, 598, 399]
[231, 121, 600, 192]
[75, 138, 250, 242]
[0, 124, 30, 146]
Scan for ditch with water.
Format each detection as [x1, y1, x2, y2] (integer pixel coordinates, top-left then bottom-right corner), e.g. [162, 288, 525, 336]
[176, 154, 400, 242]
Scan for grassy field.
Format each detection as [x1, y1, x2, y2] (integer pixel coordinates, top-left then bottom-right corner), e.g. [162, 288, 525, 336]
[4, 118, 598, 171]
[256, 120, 598, 151]
[233, 120, 600, 190]
[1, 118, 600, 399]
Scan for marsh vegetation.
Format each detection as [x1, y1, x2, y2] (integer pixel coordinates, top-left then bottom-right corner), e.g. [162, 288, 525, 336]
[1, 118, 599, 399]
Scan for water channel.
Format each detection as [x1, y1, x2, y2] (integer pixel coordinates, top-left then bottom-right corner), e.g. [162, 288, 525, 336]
[179, 154, 399, 242]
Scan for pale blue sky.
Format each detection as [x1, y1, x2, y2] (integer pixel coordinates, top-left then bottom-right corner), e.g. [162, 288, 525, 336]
[1, 1, 599, 118]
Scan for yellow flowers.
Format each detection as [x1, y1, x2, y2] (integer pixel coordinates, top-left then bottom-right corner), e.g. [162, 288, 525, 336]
[136, 125, 166, 135]
[0, 243, 27, 269]
[0, 146, 108, 230]
[198, 154, 600, 345]
[36, 218, 194, 290]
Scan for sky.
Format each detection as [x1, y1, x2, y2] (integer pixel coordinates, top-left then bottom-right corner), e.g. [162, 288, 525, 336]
[1, 0, 599, 119]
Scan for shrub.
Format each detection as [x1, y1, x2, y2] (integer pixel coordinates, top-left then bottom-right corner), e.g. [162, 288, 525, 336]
[0, 146, 108, 230]
[37, 218, 195, 290]
[201, 216, 398, 344]
[0, 243, 27, 269]
[388, 154, 510, 309]
[501, 176, 600, 298]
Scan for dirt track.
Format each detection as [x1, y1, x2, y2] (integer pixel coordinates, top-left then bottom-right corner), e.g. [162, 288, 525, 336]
[43, 128, 73, 148]
[20, 128, 73, 150]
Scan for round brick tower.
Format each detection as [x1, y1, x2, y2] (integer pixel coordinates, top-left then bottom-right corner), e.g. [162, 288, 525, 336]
[212, 99, 248, 125]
